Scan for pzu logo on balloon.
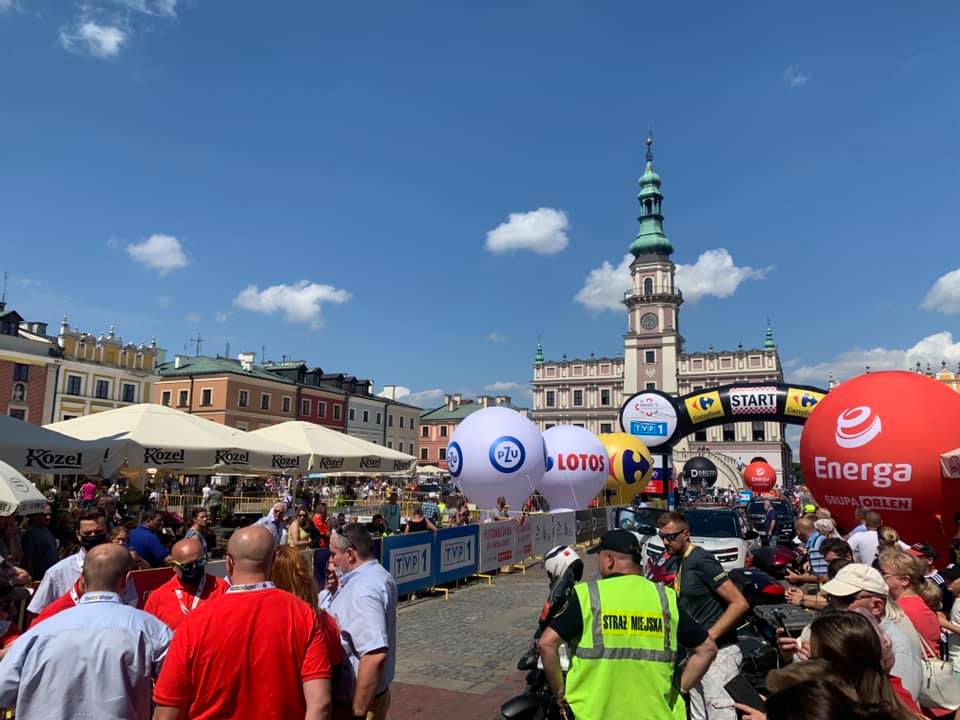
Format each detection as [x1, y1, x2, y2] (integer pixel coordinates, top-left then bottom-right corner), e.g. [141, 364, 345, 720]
[489, 436, 526, 473]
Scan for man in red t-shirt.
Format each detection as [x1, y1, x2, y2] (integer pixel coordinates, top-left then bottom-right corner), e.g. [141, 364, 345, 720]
[29, 580, 82, 628]
[313, 503, 331, 549]
[144, 538, 227, 631]
[153, 526, 333, 720]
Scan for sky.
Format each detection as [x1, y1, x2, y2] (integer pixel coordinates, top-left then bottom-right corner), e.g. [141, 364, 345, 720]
[2, 2, 959, 411]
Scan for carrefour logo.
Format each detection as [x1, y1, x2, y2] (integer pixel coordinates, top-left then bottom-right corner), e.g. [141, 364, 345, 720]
[698, 396, 714, 410]
[800, 393, 819, 408]
[835, 406, 882, 449]
[489, 435, 525, 473]
[447, 441, 463, 477]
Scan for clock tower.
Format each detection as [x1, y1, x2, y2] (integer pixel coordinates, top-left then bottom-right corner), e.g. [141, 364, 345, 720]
[623, 133, 683, 395]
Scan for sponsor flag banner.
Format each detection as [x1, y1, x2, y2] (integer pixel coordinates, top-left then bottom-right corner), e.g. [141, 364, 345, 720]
[382, 532, 435, 595]
[480, 520, 518, 572]
[684, 391, 724, 424]
[434, 525, 479, 584]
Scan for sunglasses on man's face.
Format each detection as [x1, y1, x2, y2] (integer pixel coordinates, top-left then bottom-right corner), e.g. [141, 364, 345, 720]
[659, 529, 686, 542]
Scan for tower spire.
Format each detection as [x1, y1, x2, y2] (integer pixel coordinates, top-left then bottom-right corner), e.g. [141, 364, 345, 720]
[629, 131, 674, 257]
[534, 335, 544, 365]
[764, 319, 776, 350]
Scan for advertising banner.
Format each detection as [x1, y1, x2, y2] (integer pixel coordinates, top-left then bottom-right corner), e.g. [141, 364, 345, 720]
[382, 532, 435, 596]
[529, 515, 554, 557]
[574, 510, 594, 544]
[479, 520, 518, 573]
[434, 525, 479, 584]
[516, 520, 534, 559]
[551, 511, 576, 547]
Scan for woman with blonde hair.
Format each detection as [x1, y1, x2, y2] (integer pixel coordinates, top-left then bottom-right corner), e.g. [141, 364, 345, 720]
[270, 546, 343, 668]
[879, 550, 942, 659]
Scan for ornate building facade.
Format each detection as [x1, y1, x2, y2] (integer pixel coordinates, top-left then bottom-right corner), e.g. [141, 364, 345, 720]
[532, 136, 789, 488]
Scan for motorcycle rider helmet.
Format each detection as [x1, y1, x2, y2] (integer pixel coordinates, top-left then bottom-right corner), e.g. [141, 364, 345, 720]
[543, 545, 583, 585]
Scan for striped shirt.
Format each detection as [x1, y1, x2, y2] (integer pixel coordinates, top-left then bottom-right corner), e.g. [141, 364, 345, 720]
[805, 531, 828, 577]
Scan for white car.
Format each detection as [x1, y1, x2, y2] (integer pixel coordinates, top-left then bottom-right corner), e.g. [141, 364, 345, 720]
[641, 507, 761, 572]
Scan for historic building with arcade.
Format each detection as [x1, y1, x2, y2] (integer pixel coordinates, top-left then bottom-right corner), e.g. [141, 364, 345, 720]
[531, 136, 790, 488]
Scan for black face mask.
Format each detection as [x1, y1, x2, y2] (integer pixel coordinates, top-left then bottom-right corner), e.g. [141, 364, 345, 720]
[178, 560, 206, 585]
[78, 533, 107, 550]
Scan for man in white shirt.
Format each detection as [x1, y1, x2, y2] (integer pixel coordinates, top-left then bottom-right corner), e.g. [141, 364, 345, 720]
[844, 505, 868, 539]
[847, 510, 883, 565]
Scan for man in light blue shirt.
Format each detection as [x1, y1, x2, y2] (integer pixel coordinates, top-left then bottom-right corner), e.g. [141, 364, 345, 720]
[329, 524, 397, 720]
[0, 543, 171, 720]
[255, 501, 288, 545]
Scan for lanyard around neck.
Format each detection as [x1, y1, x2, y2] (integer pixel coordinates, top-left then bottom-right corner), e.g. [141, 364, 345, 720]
[226, 581, 275, 594]
[673, 543, 696, 595]
[174, 574, 206, 615]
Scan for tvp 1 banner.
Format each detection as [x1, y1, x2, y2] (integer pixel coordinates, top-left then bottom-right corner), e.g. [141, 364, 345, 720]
[434, 525, 479, 585]
[382, 532, 435, 596]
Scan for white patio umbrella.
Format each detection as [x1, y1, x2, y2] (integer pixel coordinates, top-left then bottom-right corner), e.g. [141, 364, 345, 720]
[417, 465, 446, 475]
[0, 414, 115, 476]
[250, 421, 417, 474]
[0, 460, 50, 516]
[47, 404, 308, 475]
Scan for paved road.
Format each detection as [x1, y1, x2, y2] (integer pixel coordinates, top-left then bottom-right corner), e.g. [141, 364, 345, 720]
[390, 565, 548, 720]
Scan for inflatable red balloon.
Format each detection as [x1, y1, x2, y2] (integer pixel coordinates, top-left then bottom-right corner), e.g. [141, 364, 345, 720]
[800, 371, 960, 559]
[743, 461, 776, 492]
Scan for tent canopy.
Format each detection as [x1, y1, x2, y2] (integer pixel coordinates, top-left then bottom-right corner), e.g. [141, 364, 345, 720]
[250, 421, 417, 475]
[0, 460, 50, 516]
[47, 404, 309, 475]
[416, 465, 447, 476]
[0, 415, 114, 476]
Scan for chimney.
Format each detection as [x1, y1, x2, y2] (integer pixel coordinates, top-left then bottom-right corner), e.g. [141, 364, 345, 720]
[174, 354, 190, 369]
[381, 385, 397, 401]
[495, 395, 510, 406]
[444, 394, 453, 411]
[453, 393, 462, 406]
[238, 352, 256, 371]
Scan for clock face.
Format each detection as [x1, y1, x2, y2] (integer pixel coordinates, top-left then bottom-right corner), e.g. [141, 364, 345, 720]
[640, 313, 658, 331]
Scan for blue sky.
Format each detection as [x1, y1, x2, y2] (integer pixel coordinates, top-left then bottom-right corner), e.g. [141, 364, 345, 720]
[2, 1, 959, 409]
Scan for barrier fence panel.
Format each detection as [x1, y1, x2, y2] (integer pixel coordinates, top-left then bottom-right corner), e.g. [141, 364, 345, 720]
[574, 510, 594, 545]
[434, 525, 479, 584]
[516, 521, 533, 559]
[381, 532, 435, 596]
[551, 512, 576, 547]
[479, 520, 518, 572]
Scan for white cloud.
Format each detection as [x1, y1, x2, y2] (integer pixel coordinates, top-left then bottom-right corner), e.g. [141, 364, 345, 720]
[114, 0, 179, 17]
[376, 386, 445, 408]
[233, 280, 350, 330]
[214, 311, 229, 323]
[483, 380, 532, 402]
[0, 0, 19, 14]
[126, 234, 189, 274]
[574, 248, 767, 312]
[789, 331, 960, 387]
[922, 268, 960, 315]
[675, 249, 770, 302]
[157, 295, 171, 307]
[487, 332, 506, 343]
[60, 21, 127, 58]
[106, 237, 121, 249]
[485, 207, 569, 255]
[185, 313, 201, 324]
[784, 65, 809, 88]
[574, 253, 632, 312]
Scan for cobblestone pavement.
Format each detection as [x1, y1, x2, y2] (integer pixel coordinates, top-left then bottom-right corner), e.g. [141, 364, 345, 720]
[389, 565, 548, 720]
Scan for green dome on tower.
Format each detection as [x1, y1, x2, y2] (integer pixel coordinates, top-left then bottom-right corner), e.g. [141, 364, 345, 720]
[629, 132, 674, 258]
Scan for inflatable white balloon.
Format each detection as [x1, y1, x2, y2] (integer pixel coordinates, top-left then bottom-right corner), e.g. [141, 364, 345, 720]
[446, 406, 545, 511]
[540, 425, 608, 510]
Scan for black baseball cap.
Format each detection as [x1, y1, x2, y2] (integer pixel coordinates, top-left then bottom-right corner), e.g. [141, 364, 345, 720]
[908, 543, 937, 559]
[587, 529, 642, 557]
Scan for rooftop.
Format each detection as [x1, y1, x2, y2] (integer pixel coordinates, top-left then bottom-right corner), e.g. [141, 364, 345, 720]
[156, 355, 297, 385]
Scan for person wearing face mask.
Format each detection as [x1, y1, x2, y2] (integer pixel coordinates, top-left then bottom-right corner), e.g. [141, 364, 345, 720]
[27, 508, 137, 615]
[144, 537, 227, 631]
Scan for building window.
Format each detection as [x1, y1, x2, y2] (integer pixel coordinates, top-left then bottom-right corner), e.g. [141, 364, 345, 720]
[643, 277, 654, 295]
[421, 425, 429, 438]
[8, 409, 25, 421]
[122, 384, 136, 403]
[600, 389, 611, 406]
[440, 426, 448, 438]
[301, 399, 311, 416]
[600, 422, 613, 433]
[574, 423, 585, 428]
[94, 380, 110, 400]
[399, 416, 405, 428]
[238, 390, 249, 408]
[318, 402, 327, 418]
[572, 390, 583, 407]
[693, 385, 703, 392]
[694, 429, 708, 442]
[409, 418, 415, 431]
[11, 383, 25, 402]
[376, 412, 382, 425]
[12, 364, 28, 382]
[420, 447, 429, 461]
[752, 421, 766, 442]
[722, 423, 736, 442]
[282, 397, 292, 413]
[439, 448, 446, 461]
[349, 408, 356, 422]
[545, 423, 555, 430]
[387, 441, 393, 449]
[235, 420, 249, 431]
[66, 375, 82, 396]
[201, 388, 213, 406]
[161, 390, 171, 406]
[260, 393, 270, 410]
[333, 404, 342, 420]
[645, 350, 656, 363]
[388, 414, 394, 427]
[645, 382, 656, 390]
[546, 391, 556, 408]
[178, 389, 189, 407]
[362, 410, 369, 423]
